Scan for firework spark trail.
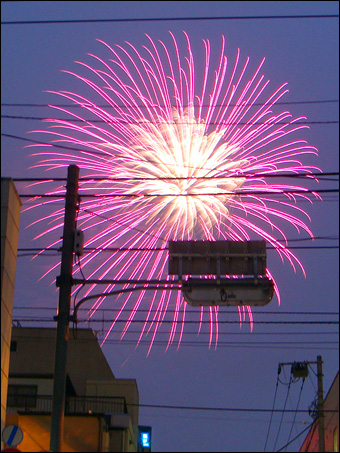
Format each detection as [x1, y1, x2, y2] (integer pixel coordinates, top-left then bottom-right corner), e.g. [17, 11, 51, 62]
[26, 32, 320, 352]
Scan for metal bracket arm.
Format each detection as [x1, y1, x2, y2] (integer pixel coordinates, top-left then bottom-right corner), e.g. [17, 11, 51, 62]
[56, 274, 74, 288]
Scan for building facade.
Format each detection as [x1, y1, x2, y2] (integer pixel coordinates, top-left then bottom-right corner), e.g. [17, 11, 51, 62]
[6, 327, 140, 452]
[1, 178, 21, 450]
[300, 371, 339, 452]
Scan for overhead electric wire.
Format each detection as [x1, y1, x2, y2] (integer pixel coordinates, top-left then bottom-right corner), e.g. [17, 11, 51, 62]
[5, 328, 339, 349]
[9, 327, 339, 337]
[275, 422, 314, 452]
[2, 114, 338, 126]
[8, 321, 339, 336]
[273, 372, 292, 451]
[16, 245, 340, 257]
[16, 188, 340, 198]
[264, 371, 280, 452]
[2, 133, 339, 184]
[12, 307, 339, 315]
[2, 134, 338, 188]
[15, 235, 340, 258]
[2, 14, 338, 26]
[301, 419, 319, 452]
[19, 196, 338, 205]
[307, 369, 318, 397]
[15, 235, 340, 251]
[1, 99, 339, 108]
[59, 402, 338, 414]
[2, 132, 339, 164]
[16, 237, 340, 247]
[9, 173, 340, 182]
[1, 132, 109, 154]
[284, 378, 307, 451]
[9, 318, 338, 325]
[7, 338, 339, 350]
[2, 99, 339, 107]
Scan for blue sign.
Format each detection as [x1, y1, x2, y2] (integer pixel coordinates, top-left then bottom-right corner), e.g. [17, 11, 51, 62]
[141, 432, 150, 448]
[139, 426, 152, 451]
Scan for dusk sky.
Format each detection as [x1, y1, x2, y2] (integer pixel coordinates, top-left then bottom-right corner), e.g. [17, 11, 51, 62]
[1, 2, 339, 452]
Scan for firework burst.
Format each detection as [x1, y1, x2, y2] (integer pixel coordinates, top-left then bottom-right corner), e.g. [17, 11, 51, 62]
[27, 32, 319, 353]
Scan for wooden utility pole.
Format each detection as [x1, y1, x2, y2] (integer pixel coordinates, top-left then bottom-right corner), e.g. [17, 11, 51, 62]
[50, 165, 79, 452]
[317, 355, 325, 452]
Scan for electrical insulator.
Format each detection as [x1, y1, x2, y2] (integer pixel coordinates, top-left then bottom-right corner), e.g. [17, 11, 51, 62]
[74, 229, 84, 256]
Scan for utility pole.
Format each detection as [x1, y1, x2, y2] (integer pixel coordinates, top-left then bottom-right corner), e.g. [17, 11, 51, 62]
[50, 165, 79, 452]
[276, 357, 325, 452]
[317, 355, 325, 452]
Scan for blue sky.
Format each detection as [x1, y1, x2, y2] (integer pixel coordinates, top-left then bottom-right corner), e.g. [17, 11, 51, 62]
[1, 2, 339, 452]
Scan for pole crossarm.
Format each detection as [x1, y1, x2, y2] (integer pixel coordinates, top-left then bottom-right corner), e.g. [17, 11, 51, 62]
[72, 278, 181, 285]
[279, 361, 318, 366]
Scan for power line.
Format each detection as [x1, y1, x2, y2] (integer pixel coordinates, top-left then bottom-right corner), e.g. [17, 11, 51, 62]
[10, 318, 339, 325]
[17, 236, 340, 248]
[2, 100, 339, 108]
[2, 134, 337, 180]
[13, 234, 340, 249]
[3, 135, 335, 189]
[2, 114, 339, 126]
[12, 324, 339, 342]
[14, 236, 340, 258]
[2, 133, 338, 186]
[1, 132, 107, 153]
[264, 372, 280, 452]
[12, 307, 339, 315]
[6, 329, 339, 348]
[16, 188, 340, 198]
[10, 173, 339, 182]
[2, 14, 338, 26]
[285, 378, 306, 451]
[19, 196, 339, 205]
[10, 328, 339, 336]
[276, 422, 314, 452]
[273, 373, 293, 451]
[10, 331, 339, 350]
[15, 246, 340, 257]
[9, 322, 340, 336]
[15, 236, 340, 256]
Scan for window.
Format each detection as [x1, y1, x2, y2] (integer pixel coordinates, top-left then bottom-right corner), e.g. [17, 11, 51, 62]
[10, 340, 17, 352]
[7, 384, 38, 408]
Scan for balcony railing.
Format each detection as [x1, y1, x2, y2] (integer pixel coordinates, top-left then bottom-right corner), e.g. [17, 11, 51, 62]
[7, 394, 128, 415]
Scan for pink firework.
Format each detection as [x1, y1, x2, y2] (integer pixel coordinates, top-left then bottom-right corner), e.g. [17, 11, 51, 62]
[27, 32, 319, 353]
